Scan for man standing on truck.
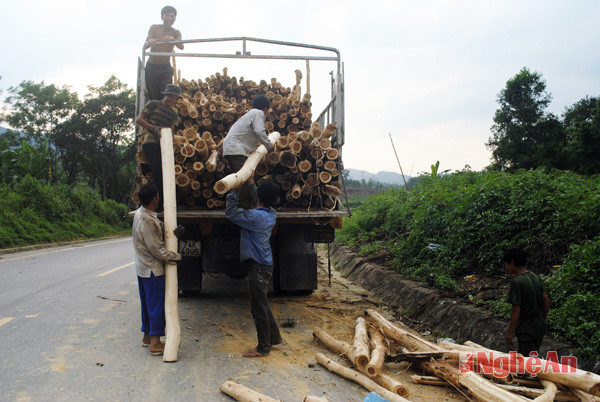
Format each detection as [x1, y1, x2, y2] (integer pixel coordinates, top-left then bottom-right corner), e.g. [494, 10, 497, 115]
[136, 84, 181, 212]
[225, 177, 283, 357]
[132, 183, 182, 356]
[223, 95, 273, 208]
[144, 5, 183, 101]
[504, 246, 551, 357]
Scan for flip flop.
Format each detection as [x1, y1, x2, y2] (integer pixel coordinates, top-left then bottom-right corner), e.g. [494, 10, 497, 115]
[150, 349, 164, 356]
[243, 348, 267, 358]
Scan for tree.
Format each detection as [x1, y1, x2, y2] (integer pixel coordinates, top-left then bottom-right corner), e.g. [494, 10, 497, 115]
[2, 81, 79, 181]
[562, 96, 600, 175]
[56, 76, 136, 200]
[487, 67, 566, 171]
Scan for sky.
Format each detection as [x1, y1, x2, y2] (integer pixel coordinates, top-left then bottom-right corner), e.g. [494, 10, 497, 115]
[1, 0, 598, 176]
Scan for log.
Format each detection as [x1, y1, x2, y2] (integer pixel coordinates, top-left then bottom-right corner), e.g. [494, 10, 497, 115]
[194, 139, 209, 160]
[411, 375, 450, 387]
[322, 124, 337, 138]
[319, 171, 332, 184]
[367, 310, 440, 352]
[326, 148, 339, 160]
[368, 310, 528, 401]
[323, 161, 337, 172]
[366, 327, 386, 377]
[315, 353, 409, 402]
[206, 150, 219, 172]
[159, 128, 180, 362]
[420, 359, 528, 402]
[280, 150, 296, 169]
[438, 341, 600, 397]
[312, 328, 408, 398]
[219, 380, 278, 402]
[289, 184, 302, 199]
[303, 397, 328, 402]
[534, 379, 558, 402]
[193, 161, 204, 172]
[214, 132, 281, 195]
[298, 160, 312, 173]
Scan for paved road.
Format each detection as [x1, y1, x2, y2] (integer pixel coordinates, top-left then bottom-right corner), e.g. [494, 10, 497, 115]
[0, 238, 380, 401]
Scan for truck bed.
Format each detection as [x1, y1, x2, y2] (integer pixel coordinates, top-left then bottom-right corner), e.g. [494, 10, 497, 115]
[173, 206, 347, 224]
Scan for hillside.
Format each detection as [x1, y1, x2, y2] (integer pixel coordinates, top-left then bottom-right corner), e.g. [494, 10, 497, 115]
[346, 168, 409, 186]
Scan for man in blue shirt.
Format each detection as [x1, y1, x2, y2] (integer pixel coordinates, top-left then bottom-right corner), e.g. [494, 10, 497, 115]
[225, 177, 282, 357]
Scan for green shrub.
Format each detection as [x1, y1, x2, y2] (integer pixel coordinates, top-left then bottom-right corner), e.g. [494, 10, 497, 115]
[337, 168, 600, 359]
[0, 175, 130, 248]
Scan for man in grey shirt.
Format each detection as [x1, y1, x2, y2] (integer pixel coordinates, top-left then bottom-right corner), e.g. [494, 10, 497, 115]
[223, 95, 273, 208]
[132, 183, 182, 355]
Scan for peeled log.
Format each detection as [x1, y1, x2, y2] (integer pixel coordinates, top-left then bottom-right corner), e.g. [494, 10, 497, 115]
[438, 341, 600, 397]
[366, 327, 386, 378]
[353, 317, 371, 368]
[159, 128, 180, 362]
[206, 150, 219, 172]
[315, 353, 409, 402]
[214, 132, 281, 195]
[219, 380, 278, 402]
[312, 328, 408, 398]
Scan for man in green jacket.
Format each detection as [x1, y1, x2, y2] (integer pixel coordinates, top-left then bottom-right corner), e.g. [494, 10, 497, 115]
[504, 246, 551, 357]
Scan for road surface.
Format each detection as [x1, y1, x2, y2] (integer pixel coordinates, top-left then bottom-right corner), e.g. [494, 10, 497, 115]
[0, 238, 463, 401]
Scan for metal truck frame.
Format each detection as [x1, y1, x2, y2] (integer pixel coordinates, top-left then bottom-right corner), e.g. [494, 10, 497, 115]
[136, 37, 347, 293]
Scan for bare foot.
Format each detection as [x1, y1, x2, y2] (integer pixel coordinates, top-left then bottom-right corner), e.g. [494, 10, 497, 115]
[243, 348, 267, 358]
[142, 333, 150, 347]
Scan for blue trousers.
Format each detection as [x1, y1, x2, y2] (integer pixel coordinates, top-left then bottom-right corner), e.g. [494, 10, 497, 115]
[137, 273, 165, 336]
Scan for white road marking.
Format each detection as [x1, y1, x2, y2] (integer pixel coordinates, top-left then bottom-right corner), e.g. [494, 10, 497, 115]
[0, 238, 131, 263]
[97, 262, 134, 277]
[0, 317, 15, 327]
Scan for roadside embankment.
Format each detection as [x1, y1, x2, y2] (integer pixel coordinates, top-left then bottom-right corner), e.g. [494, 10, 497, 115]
[329, 242, 599, 373]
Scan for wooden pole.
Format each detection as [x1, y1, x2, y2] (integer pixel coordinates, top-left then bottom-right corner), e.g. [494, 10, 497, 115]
[388, 133, 409, 191]
[214, 132, 281, 195]
[306, 60, 311, 94]
[172, 56, 178, 83]
[315, 353, 408, 402]
[159, 128, 180, 362]
[219, 380, 278, 402]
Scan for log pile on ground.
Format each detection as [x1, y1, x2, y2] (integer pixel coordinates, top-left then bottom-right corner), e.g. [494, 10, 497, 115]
[134, 68, 342, 210]
[312, 309, 600, 402]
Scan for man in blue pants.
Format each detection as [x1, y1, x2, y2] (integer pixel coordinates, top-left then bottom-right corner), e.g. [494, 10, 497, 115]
[225, 177, 283, 357]
[132, 184, 181, 355]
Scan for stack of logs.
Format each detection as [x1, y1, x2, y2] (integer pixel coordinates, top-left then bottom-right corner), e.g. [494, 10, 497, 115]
[312, 309, 600, 402]
[134, 68, 342, 210]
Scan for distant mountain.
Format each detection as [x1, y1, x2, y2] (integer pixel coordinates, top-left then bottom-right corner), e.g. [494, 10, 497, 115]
[346, 168, 410, 186]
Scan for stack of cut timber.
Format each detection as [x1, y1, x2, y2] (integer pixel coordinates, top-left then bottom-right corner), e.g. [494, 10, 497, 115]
[312, 309, 600, 402]
[134, 68, 342, 210]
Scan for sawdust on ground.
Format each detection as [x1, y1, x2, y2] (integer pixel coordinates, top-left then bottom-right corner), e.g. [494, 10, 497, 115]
[213, 245, 466, 401]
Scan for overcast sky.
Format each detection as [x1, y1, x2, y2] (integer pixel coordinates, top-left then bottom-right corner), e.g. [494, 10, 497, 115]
[1, 0, 598, 175]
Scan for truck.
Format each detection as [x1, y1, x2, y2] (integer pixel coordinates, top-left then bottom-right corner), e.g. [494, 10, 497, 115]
[135, 37, 347, 293]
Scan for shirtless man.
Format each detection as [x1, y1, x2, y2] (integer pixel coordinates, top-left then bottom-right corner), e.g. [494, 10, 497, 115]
[144, 6, 184, 101]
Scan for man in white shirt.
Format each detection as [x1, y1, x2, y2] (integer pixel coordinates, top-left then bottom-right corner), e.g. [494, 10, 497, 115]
[223, 95, 273, 208]
[132, 183, 181, 355]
